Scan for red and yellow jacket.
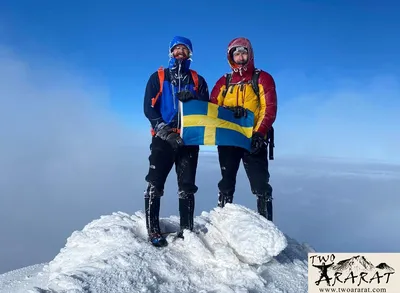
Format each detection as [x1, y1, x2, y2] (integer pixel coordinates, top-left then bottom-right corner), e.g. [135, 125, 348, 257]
[209, 37, 277, 138]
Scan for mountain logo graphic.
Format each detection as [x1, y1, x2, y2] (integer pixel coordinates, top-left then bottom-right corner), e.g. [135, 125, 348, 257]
[309, 254, 396, 287]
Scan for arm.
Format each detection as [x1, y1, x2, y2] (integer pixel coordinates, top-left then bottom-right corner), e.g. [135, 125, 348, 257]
[209, 75, 227, 105]
[253, 71, 277, 137]
[196, 75, 210, 101]
[143, 71, 164, 129]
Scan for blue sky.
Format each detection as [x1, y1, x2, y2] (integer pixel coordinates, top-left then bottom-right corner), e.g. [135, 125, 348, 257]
[1, 0, 399, 162]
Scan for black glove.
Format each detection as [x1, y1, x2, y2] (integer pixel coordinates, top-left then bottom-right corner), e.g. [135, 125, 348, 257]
[177, 90, 195, 102]
[155, 123, 184, 151]
[251, 132, 266, 154]
[229, 106, 247, 118]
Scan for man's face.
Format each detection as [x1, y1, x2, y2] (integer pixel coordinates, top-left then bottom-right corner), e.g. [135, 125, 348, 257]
[232, 47, 248, 65]
[172, 45, 190, 59]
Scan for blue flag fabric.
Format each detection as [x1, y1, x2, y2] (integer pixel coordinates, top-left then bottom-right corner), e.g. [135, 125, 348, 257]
[180, 100, 254, 151]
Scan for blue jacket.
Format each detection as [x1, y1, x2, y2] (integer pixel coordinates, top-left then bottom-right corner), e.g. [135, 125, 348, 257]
[143, 60, 209, 131]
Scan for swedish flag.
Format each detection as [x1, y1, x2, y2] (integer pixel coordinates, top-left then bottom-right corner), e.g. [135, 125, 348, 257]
[181, 100, 254, 151]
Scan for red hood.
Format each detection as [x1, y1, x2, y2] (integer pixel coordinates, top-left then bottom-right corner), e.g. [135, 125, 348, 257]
[227, 37, 255, 76]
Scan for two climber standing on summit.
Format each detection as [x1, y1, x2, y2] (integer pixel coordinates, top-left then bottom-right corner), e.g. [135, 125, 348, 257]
[142, 36, 277, 247]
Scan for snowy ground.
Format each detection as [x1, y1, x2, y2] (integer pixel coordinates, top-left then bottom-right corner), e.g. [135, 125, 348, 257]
[0, 204, 313, 293]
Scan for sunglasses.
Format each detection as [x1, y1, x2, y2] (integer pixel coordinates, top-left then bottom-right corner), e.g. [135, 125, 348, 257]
[232, 46, 248, 56]
[173, 45, 189, 52]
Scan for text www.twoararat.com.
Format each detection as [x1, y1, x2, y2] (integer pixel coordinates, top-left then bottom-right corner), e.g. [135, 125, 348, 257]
[318, 288, 387, 292]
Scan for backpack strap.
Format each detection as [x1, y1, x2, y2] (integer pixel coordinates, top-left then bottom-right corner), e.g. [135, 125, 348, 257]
[267, 126, 274, 160]
[221, 73, 232, 98]
[251, 68, 261, 98]
[190, 69, 199, 93]
[151, 66, 165, 108]
[222, 70, 259, 99]
[151, 67, 199, 108]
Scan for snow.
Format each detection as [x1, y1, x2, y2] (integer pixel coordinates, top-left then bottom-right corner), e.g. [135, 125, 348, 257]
[0, 204, 313, 293]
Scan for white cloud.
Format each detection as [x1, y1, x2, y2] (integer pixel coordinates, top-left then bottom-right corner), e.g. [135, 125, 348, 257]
[274, 72, 400, 163]
[0, 46, 151, 273]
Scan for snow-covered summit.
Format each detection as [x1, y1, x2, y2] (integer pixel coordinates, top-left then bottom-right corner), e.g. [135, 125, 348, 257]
[0, 204, 313, 293]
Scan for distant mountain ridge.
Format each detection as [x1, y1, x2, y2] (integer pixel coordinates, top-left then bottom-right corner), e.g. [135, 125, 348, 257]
[376, 262, 395, 272]
[332, 255, 375, 273]
[331, 255, 396, 275]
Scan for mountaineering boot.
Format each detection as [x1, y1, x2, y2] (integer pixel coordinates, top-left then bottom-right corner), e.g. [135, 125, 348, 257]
[217, 192, 233, 208]
[144, 183, 167, 247]
[177, 191, 195, 239]
[257, 194, 273, 221]
[148, 232, 168, 247]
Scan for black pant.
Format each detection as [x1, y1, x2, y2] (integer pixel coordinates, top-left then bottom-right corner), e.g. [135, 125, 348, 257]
[217, 145, 273, 221]
[217, 145, 272, 197]
[144, 136, 199, 234]
[145, 136, 199, 196]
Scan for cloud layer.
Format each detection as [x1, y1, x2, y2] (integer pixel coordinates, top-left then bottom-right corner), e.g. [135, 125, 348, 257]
[274, 70, 400, 163]
[0, 46, 151, 273]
